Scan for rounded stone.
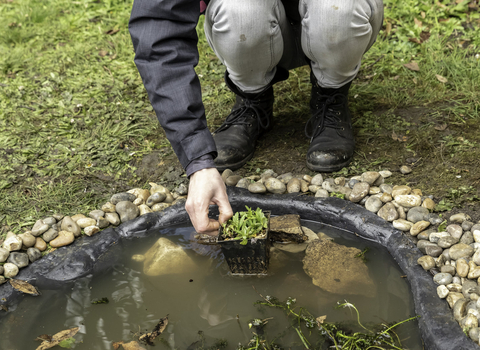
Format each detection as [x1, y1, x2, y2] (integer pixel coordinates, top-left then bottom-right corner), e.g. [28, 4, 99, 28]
[18, 233, 35, 248]
[440, 265, 456, 275]
[400, 165, 412, 174]
[139, 204, 153, 216]
[425, 245, 443, 257]
[417, 230, 430, 240]
[334, 177, 346, 186]
[225, 175, 242, 187]
[391, 185, 411, 197]
[7, 252, 29, 268]
[2, 235, 23, 252]
[176, 183, 188, 196]
[34, 237, 47, 252]
[407, 207, 429, 223]
[461, 231, 474, 245]
[462, 221, 474, 232]
[468, 266, 480, 280]
[60, 216, 81, 237]
[42, 228, 58, 242]
[0, 247, 9, 263]
[50, 231, 75, 248]
[449, 243, 475, 260]
[89, 210, 105, 221]
[146, 192, 166, 207]
[348, 182, 370, 203]
[71, 214, 87, 222]
[361, 171, 380, 185]
[461, 314, 479, 329]
[417, 255, 435, 270]
[394, 194, 422, 208]
[105, 212, 121, 225]
[421, 198, 436, 210]
[221, 169, 233, 182]
[448, 283, 463, 293]
[438, 236, 459, 249]
[469, 328, 480, 343]
[427, 213, 444, 225]
[310, 174, 323, 186]
[450, 213, 471, 223]
[111, 192, 136, 205]
[315, 189, 329, 198]
[447, 224, 463, 240]
[236, 178, 251, 189]
[3, 263, 19, 278]
[377, 202, 399, 222]
[101, 202, 116, 213]
[309, 185, 322, 193]
[379, 192, 392, 203]
[27, 247, 42, 263]
[410, 220, 430, 236]
[151, 203, 171, 212]
[453, 298, 468, 321]
[76, 218, 97, 229]
[348, 178, 360, 189]
[31, 219, 50, 236]
[286, 178, 301, 193]
[115, 201, 140, 222]
[97, 217, 110, 229]
[248, 182, 267, 194]
[433, 273, 453, 285]
[437, 285, 449, 299]
[265, 177, 286, 194]
[471, 249, 480, 266]
[132, 254, 145, 262]
[84, 226, 100, 236]
[365, 196, 383, 213]
[456, 259, 470, 278]
[429, 232, 450, 243]
[300, 180, 309, 192]
[417, 240, 438, 254]
[379, 183, 393, 194]
[392, 219, 413, 232]
[379, 170, 392, 178]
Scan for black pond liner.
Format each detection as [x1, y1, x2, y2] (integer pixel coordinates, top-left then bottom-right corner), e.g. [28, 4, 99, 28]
[0, 187, 476, 350]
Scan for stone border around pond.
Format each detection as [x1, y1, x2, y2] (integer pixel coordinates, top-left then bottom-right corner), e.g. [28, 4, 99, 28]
[0, 186, 477, 350]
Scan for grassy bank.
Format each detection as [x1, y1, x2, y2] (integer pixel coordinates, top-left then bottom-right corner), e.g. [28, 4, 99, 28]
[1, 0, 479, 234]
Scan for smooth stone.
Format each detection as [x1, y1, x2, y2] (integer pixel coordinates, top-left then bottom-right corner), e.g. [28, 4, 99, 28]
[143, 237, 197, 276]
[32, 219, 48, 233]
[438, 236, 459, 249]
[115, 201, 140, 223]
[449, 243, 475, 260]
[34, 237, 47, 252]
[300, 179, 309, 192]
[236, 178, 251, 189]
[139, 204, 153, 216]
[469, 328, 480, 343]
[450, 213, 471, 223]
[372, 175, 385, 186]
[164, 193, 175, 203]
[303, 240, 376, 297]
[417, 240, 438, 254]
[105, 212, 121, 226]
[453, 276, 462, 285]
[392, 185, 411, 197]
[359, 195, 369, 206]
[425, 245, 443, 257]
[146, 192, 166, 206]
[434, 273, 453, 285]
[462, 221, 474, 231]
[348, 178, 360, 189]
[287, 178, 301, 193]
[42, 228, 58, 242]
[421, 198, 436, 210]
[379, 192, 392, 203]
[472, 249, 480, 266]
[84, 226, 100, 237]
[176, 183, 188, 196]
[462, 279, 479, 299]
[18, 233, 35, 248]
[322, 182, 352, 197]
[448, 283, 464, 293]
[437, 285, 449, 298]
[308, 185, 322, 193]
[221, 169, 233, 182]
[461, 315, 479, 329]
[225, 175, 242, 187]
[348, 182, 370, 203]
[31, 223, 49, 237]
[377, 202, 399, 222]
[278, 172, 293, 183]
[7, 252, 29, 268]
[89, 210, 105, 221]
[412, 188, 423, 196]
[101, 202, 116, 213]
[310, 174, 323, 186]
[111, 192, 136, 205]
[407, 207, 429, 223]
[474, 229, 480, 244]
[436, 254, 446, 268]
[461, 231, 474, 245]
[379, 170, 392, 178]
[457, 259, 470, 278]
[361, 171, 380, 185]
[2, 235, 22, 252]
[369, 186, 381, 195]
[418, 255, 435, 270]
[447, 224, 463, 240]
[440, 265, 456, 275]
[76, 218, 97, 228]
[410, 221, 430, 236]
[468, 266, 480, 279]
[379, 183, 393, 194]
[394, 194, 422, 208]
[365, 196, 383, 213]
[0, 248, 9, 262]
[50, 231, 75, 248]
[334, 177, 346, 186]
[97, 217, 110, 229]
[248, 182, 267, 194]
[27, 248, 42, 263]
[3, 263, 19, 278]
[399, 165, 412, 174]
[427, 213, 444, 225]
[453, 298, 468, 321]
[151, 203, 171, 212]
[392, 219, 413, 232]
[430, 232, 450, 243]
[61, 216, 81, 237]
[134, 188, 152, 202]
[417, 231, 430, 240]
[52, 213, 64, 221]
[397, 206, 407, 220]
[172, 197, 187, 206]
[71, 214, 87, 222]
[315, 189, 329, 198]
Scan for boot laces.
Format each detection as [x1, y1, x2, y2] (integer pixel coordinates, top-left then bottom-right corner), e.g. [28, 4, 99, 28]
[305, 93, 347, 142]
[214, 98, 270, 134]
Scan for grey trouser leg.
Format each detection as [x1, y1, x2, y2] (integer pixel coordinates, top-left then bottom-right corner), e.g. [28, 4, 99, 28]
[204, 0, 384, 91]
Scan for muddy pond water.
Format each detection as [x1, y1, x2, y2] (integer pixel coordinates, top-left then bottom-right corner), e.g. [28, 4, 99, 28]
[0, 221, 423, 349]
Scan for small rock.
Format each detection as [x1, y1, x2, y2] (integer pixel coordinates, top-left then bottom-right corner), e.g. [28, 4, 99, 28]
[132, 254, 145, 262]
[176, 183, 188, 195]
[101, 202, 116, 213]
[309, 185, 322, 193]
[400, 165, 412, 174]
[348, 178, 360, 189]
[27, 248, 42, 263]
[392, 219, 413, 232]
[105, 212, 121, 226]
[50, 231, 75, 248]
[449, 243, 475, 260]
[440, 265, 456, 275]
[348, 182, 370, 203]
[139, 204, 153, 216]
[437, 285, 449, 299]
[3, 263, 19, 278]
[18, 233, 35, 248]
[425, 245, 443, 257]
[379, 192, 392, 203]
[450, 213, 471, 223]
[84, 226, 100, 236]
[111, 192, 136, 205]
[433, 272, 453, 285]
[151, 203, 171, 212]
[7, 252, 29, 268]
[31, 219, 49, 236]
[76, 218, 97, 228]
[410, 221, 430, 236]
[407, 207, 429, 223]
[42, 217, 56, 227]
[392, 185, 411, 197]
[248, 182, 267, 194]
[429, 232, 450, 243]
[278, 172, 294, 183]
[315, 189, 329, 198]
[52, 213, 64, 221]
[2, 235, 23, 252]
[418, 255, 435, 270]
[361, 171, 380, 185]
[427, 213, 443, 225]
[0, 248, 9, 262]
[437, 236, 458, 249]
[379, 183, 393, 194]
[461, 314, 479, 329]
[462, 221, 474, 232]
[377, 202, 399, 222]
[421, 198, 436, 210]
[453, 298, 468, 321]
[34, 237, 47, 252]
[89, 210, 105, 221]
[221, 169, 233, 182]
[461, 231, 474, 245]
[365, 196, 383, 213]
[448, 283, 464, 293]
[42, 228, 58, 242]
[226, 175, 242, 187]
[310, 174, 323, 186]
[97, 217, 110, 229]
[396, 206, 406, 220]
[446, 224, 463, 240]
[71, 214, 86, 222]
[469, 328, 480, 343]
[61, 216, 81, 237]
[236, 178, 251, 189]
[300, 179, 309, 192]
[146, 192, 166, 206]
[394, 194, 422, 208]
[379, 170, 392, 178]
[116, 201, 140, 222]
[287, 178, 301, 193]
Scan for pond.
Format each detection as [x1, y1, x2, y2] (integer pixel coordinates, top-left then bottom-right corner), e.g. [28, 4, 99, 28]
[0, 221, 422, 349]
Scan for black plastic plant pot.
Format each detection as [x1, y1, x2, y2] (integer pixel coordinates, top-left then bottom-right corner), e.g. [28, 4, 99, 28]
[217, 211, 271, 275]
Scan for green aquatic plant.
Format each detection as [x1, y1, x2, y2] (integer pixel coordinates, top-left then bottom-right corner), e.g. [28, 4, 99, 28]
[221, 206, 268, 245]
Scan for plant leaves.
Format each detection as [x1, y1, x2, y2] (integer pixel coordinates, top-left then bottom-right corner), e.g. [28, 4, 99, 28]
[10, 279, 41, 296]
[35, 327, 79, 350]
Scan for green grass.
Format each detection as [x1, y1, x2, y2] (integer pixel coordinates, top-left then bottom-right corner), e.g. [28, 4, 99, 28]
[1, 0, 480, 234]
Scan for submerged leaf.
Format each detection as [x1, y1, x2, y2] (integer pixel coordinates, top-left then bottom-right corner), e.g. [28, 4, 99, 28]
[139, 315, 168, 345]
[35, 327, 79, 350]
[113, 341, 146, 350]
[9, 279, 41, 296]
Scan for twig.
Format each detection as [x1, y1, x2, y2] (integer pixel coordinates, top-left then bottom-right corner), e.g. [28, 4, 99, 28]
[18, 105, 36, 111]
[252, 285, 274, 306]
[362, 54, 385, 71]
[103, 65, 115, 85]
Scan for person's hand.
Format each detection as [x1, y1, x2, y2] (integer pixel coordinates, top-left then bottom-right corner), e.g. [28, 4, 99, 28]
[185, 168, 233, 235]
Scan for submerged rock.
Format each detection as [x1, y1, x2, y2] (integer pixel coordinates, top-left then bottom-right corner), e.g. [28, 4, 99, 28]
[303, 240, 376, 297]
[143, 238, 197, 276]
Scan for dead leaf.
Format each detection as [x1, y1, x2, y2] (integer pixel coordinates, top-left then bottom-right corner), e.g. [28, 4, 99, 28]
[392, 131, 408, 142]
[35, 335, 53, 342]
[113, 341, 146, 350]
[316, 315, 327, 326]
[434, 123, 448, 131]
[139, 315, 168, 345]
[414, 18, 423, 27]
[0, 305, 8, 312]
[105, 28, 119, 35]
[435, 74, 448, 83]
[35, 327, 79, 350]
[403, 61, 419, 71]
[10, 279, 41, 296]
[98, 50, 108, 57]
[385, 22, 392, 36]
[421, 11, 426, 19]
[412, 77, 418, 84]
[408, 37, 422, 44]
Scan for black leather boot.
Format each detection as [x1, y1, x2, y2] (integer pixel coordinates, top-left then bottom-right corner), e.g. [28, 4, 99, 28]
[305, 73, 355, 172]
[213, 70, 287, 171]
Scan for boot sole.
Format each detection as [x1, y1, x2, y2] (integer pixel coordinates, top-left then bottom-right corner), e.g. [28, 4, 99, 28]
[214, 151, 255, 172]
[306, 158, 352, 173]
